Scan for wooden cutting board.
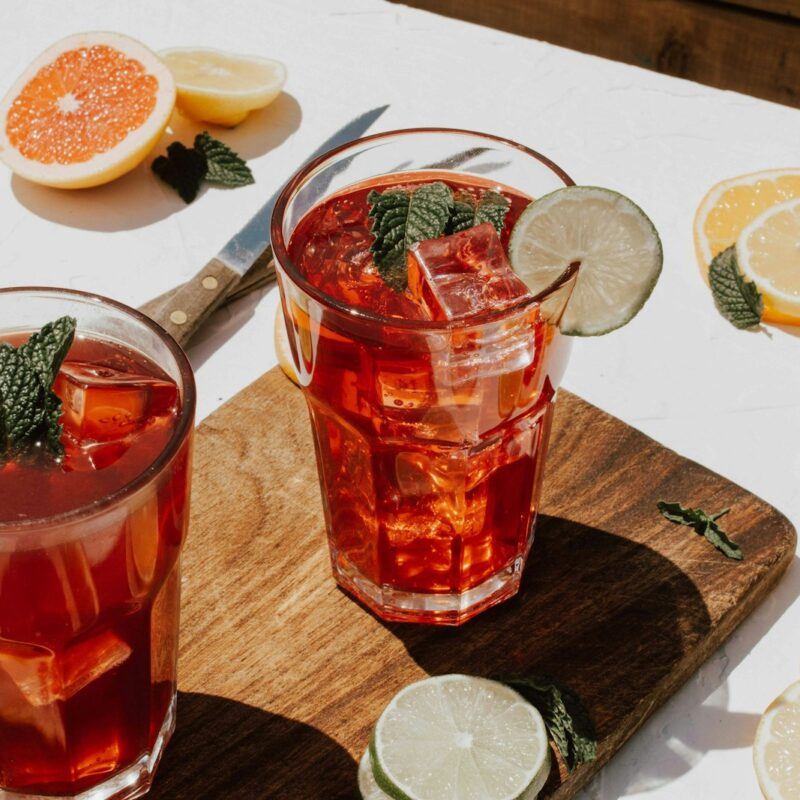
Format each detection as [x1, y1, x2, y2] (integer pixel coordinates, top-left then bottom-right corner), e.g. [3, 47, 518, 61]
[149, 367, 795, 799]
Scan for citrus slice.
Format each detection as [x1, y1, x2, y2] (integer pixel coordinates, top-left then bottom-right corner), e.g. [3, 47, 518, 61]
[694, 169, 800, 279]
[274, 305, 299, 385]
[359, 749, 391, 800]
[370, 674, 551, 800]
[0, 32, 175, 188]
[508, 186, 662, 336]
[160, 47, 286, 127]
[754, 680, 800, 799]
[694, 169, 800, 325]
[737, 198, 800, 321]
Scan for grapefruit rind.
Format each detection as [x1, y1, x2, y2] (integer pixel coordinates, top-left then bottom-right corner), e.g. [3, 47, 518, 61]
[0, 31, 175, 189]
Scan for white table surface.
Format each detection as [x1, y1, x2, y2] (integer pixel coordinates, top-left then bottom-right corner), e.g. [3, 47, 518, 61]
[2, 1, 798, 797]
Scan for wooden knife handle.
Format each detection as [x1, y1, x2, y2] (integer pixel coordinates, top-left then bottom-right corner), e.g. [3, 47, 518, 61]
[146, 258, 242, 348]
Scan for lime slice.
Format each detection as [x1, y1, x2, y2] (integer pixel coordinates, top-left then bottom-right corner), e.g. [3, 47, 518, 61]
[369, 674, 550, 800]
[508, 186, 663, 336]
[359, 748, 391, 800]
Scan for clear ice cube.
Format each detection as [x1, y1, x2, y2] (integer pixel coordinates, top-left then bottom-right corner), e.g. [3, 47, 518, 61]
[407, 223, 532, 321]
[0, 631, 131, 706]
[55, 362, 178, 443]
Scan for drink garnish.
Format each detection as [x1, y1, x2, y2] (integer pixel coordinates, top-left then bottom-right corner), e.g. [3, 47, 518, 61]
[508, 186, 662, 335]
[708, 245, 762, 329]
[152, 131, 254, 203]
[502, 674, 598, 772]
[0, 316, 76, 458]
[367, 182, 513, 290]
[368, 182, 454, 290]
[657, 500, 743, 560]
[446, 188, 510, 234]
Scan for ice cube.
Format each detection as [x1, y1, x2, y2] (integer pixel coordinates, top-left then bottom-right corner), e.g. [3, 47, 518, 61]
[54, 362, 178, 443]
[407, 223, 531, 321]
[0, 631, 131, 706]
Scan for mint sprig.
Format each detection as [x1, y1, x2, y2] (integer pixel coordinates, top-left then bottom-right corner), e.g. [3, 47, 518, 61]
[657, 500, 743, 560]
[368, 182, 454, 290]
[0, 316, 76, 458]
[194, 132, 255, 187]
[709, 246, 762, 329]
[368, 183, 511, 289]
[152, 132, 253, 204]
[501, 674, 597, 772]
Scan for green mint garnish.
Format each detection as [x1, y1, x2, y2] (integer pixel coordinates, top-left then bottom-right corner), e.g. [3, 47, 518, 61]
[474, 189, 511, 233]
[0, 316, 76, 458]
[152, 132, 253, 204]
[194, 132, 254, 187]
[446, 192, 478, 234]
[368, 183, 512, 289]
[501, 674, 597, 772]
[709, 245, 762, 329]
[368, 181, 454, 290]
[657, 500, 743, 560]
[152, 141, 207, 203]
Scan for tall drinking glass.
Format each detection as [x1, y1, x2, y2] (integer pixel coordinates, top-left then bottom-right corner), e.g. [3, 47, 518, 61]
[0, 288, 194, 799]
[272, 129, 575, 625]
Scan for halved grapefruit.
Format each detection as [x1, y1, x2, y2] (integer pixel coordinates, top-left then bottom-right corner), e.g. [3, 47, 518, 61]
[0, 32, 175, 188]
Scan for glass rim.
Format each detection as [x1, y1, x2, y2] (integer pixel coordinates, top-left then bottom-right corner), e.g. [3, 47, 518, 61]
[270, 127, 576, 331]
[0, 286, 196, 533]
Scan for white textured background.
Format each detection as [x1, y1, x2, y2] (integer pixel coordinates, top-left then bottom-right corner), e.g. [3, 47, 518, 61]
[1, 2, 799, 797]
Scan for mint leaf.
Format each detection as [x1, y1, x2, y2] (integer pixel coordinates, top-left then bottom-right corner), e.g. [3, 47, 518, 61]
[0, 316, 76, 457]
[20, 316, 76, 389]
[367, 189, 411, 290]
[195, 132, 254, 187]
[446, 193, 476, 234]
[657, 500, 743, 560]
[502, 674, 597, 772]
[368, 182, 454, 290]
[19, 316, 75, 457]
[152, 142, 207, 203]
[709, 246, 762, 329]
[474, 189, 510, 234]
[0, 344, 46, 452]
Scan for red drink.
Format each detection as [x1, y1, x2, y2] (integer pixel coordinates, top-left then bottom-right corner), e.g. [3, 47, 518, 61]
[274, 130, 575, 624]
[0, 290, 194, 799]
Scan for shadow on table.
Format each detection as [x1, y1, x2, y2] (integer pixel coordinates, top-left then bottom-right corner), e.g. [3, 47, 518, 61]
[371, 514, 769, 794]
[10, 92, 302, 232]
[150, 690, 358, 800]
[586, 552, 800, 798]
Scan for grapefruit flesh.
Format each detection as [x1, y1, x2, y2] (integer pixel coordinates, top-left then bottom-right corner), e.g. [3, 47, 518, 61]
[0, 32, 175, 188]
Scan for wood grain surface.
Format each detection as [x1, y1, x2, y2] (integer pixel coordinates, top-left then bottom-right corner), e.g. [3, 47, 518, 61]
[392, 0, 800, 109]
[149, 368, 795, 799]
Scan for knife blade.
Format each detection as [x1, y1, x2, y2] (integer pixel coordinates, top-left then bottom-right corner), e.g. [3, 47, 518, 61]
[144, 105, 390, 345]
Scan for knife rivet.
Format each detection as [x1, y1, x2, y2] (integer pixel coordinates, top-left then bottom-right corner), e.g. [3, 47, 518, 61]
[202, 276, 219, 290]
[170, 310, 188, 326]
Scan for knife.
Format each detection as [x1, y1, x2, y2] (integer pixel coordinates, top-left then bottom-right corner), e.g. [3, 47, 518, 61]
[142, 105, 390, 346]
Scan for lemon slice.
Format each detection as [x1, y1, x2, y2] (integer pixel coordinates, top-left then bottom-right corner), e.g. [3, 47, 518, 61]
[754, 680, 800, 799]
[694, 169, 800, 280]
[160, 47, 286, 126]
[508, 186, 662, 336]
[737, 198, 800, 320]
[370, 674, 550, 800]
[274, 305, 299, 385]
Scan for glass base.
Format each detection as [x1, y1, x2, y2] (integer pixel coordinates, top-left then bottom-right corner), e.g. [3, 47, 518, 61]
[333, 555, 526, 625]
[0, 694, 176, 800]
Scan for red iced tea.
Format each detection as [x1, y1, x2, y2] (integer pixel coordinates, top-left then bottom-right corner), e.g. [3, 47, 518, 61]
[282, 170, 572, 624]
[0, 332, 191, 796]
